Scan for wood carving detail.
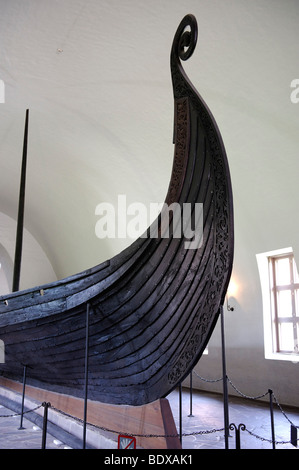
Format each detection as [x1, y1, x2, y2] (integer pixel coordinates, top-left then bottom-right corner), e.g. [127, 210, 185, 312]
[165, 98, 189, 206]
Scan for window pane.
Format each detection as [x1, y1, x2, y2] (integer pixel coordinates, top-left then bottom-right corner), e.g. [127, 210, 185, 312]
[277, 290, 292, 317]
[293, 259, 299, 283]
[261, 251, 299, 359]
[275, 258, 290, 285]
[295, 290, 299, 317]
[279, 323, 294, 352]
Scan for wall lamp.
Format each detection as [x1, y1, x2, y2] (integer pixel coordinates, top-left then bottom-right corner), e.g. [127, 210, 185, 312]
[226, 279, 238, 311]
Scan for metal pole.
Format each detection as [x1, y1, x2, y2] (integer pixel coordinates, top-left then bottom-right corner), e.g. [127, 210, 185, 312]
[83, 302, 90, 449]
[12, 109, 29, 292]
[188, 370, 194, 417]
[220, 305, 230, 449]
[41, 402, 51, 449]
[179, 382, 182, 444]
[268, 389, 276, 449]
[229, 423, 246, 450]
[18, 365, 27, 430]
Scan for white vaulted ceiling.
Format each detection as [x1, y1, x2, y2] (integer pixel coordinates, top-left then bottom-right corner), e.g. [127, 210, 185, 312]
[0, 0, 299, 289]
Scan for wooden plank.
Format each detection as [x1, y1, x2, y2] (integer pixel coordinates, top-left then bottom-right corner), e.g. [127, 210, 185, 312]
[0, 377, 180, 449]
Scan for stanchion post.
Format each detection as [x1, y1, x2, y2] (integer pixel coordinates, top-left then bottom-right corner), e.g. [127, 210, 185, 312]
[220, 305, 230, 449]
[179, 382, 182, 444]
[41, 402, 51, 449]
[229, 423, 246, 449]
[83, 302, 90, 449]
[268, 389, 276, 449]
[188, 371, 194, 417]
[18, 364, 27, 430]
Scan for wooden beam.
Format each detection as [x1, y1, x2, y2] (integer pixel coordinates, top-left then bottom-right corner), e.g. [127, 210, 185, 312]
[12, 109, 29, 292]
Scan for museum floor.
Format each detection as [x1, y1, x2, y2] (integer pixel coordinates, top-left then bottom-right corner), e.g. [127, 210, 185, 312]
[0, 387, 298, 450]
[167, 389, 299, 450]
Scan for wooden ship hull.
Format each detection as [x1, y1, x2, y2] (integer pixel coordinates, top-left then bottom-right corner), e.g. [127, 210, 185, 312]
[0, 15, 234, 406]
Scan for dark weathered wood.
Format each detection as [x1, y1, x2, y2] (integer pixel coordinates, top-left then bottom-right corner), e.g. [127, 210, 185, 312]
[0, 377, 180, 449]
[0, 15, 234, 406]
[12, 109, 29, 293]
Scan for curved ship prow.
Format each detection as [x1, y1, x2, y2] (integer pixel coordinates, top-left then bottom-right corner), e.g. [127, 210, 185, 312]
[0, 15, 234, 406]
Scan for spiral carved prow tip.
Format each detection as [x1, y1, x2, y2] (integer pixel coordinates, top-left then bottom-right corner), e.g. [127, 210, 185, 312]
[172, 14, 198, 62]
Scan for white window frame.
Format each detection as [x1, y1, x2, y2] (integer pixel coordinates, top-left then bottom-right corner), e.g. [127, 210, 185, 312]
[257, 247, 299, 363]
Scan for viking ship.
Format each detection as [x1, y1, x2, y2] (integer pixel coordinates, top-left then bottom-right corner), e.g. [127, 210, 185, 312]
[0, 15, 234, 406]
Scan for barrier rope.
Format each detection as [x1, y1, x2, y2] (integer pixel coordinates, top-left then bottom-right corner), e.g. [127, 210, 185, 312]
[0, 374, 298, 447]
[0, 404, 42, 418]
[192, 370, 223, 383]
[244, 427, 291, 446]
[192, 371, 299, 445]
[49, 371, 299, 446]
[193, 370, 270, 399]
[227, 376, 270, 400]
[49, 404, 224, 439]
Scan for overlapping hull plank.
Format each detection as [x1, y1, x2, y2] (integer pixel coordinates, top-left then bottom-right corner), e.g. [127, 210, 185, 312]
[0, 15, 234, 406]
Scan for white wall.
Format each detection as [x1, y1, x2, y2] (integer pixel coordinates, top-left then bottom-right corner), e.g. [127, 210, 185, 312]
[0, 212, 57, 295]
[185, 227, 299, 408]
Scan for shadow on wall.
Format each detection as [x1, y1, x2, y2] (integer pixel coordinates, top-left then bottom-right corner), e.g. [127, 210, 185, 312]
[0, 211, 57, 293]
[0, 243, 13, 295]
